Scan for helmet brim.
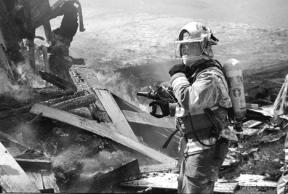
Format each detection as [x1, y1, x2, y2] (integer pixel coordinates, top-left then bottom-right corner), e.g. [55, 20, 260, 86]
[175, 38, 203, 44]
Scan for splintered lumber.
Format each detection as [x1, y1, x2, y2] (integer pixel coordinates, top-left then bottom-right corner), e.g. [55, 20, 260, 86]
[51, 94, 96, 111]
[15, 158, 52, 171]
[94, 89, 138, 141]
[30, 104, 177, 164]
[0, 143, 39, 192]
[39, 71, 77, 92]
[123, 110, 175, 130]
[89, 160, 140, 192]
[120, 172, 238, 193]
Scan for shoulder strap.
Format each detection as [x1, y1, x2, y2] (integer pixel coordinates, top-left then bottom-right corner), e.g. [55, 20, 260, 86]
[188, 59, 225, 83]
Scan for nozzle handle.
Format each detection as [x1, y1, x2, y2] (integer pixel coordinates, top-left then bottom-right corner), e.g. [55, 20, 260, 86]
[137, 91, 151, 98]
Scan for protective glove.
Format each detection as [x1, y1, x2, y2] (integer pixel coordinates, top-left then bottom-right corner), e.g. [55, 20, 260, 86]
[149, 100, 170, 118]
[169, 64, 187, 77]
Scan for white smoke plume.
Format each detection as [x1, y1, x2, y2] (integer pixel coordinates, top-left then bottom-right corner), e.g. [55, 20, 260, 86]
[0, 67, 33, 102]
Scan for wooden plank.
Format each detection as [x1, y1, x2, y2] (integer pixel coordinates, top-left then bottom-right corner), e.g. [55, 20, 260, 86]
[236, 174, 277, 187]
[214, 181, 239, 193]
[39, 71, 77, 92]
[94, 89, 138, 141]
[123, 110, 175, 130]
[0, 143, 39, 192]
[89, 160, 140, 192]
[15, 158, 51, 171]
[242, 120, 263, 128]
[30, 104, 177, 164]
[140, 163, 177, 173]
[120, 172, 238, 193]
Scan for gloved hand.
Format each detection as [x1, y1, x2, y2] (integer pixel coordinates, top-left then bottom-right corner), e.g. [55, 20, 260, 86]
[149, 100, 170, 118]
[169, 64, 187, 77]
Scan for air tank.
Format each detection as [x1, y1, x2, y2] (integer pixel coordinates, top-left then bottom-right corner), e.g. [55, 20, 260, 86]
[223, 58, 246, 120]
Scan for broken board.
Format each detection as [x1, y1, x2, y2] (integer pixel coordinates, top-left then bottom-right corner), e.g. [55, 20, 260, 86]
[16, 158, 52, 171]
[120, 172, 238, 193]
[0, 143, 39, 192]
[89, 159, 140, 192]
[236, 174, 277, 187]
[93, 89, 138, 141]
[26, 171, 60, 193]
[30, 104, 177, 164]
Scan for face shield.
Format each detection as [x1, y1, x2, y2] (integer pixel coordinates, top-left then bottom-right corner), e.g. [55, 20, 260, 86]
[174, 37, 212, 63]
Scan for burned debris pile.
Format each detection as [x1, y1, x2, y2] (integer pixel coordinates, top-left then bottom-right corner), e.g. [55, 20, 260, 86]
[1, 1, 288, 194]
[1, 58, 288, 193]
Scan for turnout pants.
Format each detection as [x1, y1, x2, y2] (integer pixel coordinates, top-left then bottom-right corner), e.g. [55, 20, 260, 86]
[177, 140, 229, 194]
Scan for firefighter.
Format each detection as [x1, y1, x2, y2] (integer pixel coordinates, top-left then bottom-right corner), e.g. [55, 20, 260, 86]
[150, 22, 233, 193]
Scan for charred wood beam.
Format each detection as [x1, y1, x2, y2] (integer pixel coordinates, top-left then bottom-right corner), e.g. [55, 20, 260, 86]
[45, 90, 86, 105]
[15, 158, 52, 171]
[36, 87, 75, 98]
[39, 71, 77, 92]
[0, 91, 86, 119]
[51, 94, 97, 111]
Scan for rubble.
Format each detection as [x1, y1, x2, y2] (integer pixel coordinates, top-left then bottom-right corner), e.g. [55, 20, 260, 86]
[1, 33, 288, 194]
[1, 1, 288, 194]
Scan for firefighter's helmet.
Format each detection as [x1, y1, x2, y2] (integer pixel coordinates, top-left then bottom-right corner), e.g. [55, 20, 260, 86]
[176, 22, 219, 58]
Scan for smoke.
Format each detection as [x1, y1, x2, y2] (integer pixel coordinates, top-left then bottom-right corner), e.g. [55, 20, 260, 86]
[0, 53, 47, 102]
[51, 140, 142, 192]
[0, 67, 33, 102]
